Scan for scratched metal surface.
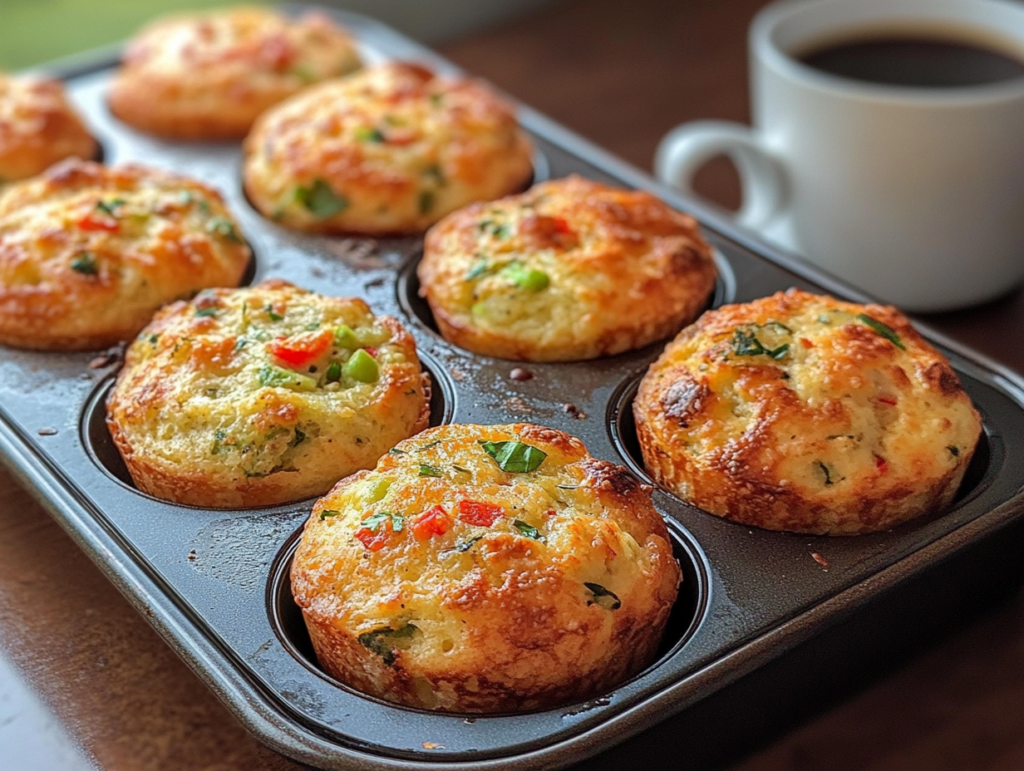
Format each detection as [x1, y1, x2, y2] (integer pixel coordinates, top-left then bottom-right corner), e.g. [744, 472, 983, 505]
[2, 7, 1024, 770]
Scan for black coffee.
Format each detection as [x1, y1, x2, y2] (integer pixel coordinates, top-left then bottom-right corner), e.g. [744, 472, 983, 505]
[798, 35, 1024, 88]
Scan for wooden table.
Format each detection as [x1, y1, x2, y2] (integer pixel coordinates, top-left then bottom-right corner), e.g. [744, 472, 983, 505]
[4, 0, 1024, 769]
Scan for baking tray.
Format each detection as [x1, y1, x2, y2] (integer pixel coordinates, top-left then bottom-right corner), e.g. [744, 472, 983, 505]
[4, 6, 1024, 770]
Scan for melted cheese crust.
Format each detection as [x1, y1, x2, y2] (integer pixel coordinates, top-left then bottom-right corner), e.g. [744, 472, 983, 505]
[108, 7, 361, 139]
[242, 62, 534, 235]
[634, 290, 983, 535]
[0, 159, 250, 351]
[291, 422, 681, 712]
[0, 73, 98, 183]
[419, 175, 717, 361]
[106, 280, 429, 508]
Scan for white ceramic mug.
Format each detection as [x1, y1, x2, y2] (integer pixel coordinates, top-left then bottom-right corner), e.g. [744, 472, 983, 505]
[655, 0, 1024, 312]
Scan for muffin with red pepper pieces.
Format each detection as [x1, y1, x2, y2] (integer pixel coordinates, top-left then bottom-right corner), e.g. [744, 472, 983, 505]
[290, 422, 682, 712]
[108, 6, 361, 140]
[634, 289, 982, 535]
[242, 61, 534, 235]
[0, 158, 250, 350]
[0, 72, 99, 184]
[418, 175, 717, 361]
[106, 279, 430, 508]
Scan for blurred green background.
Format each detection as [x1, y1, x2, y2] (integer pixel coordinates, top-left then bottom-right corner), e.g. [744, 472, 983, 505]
[1, 0, 263, 70]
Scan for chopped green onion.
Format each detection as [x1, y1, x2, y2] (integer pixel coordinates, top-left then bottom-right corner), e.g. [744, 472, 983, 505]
[389, 448, 406, 455]
[479, 440, 547, 473]
[343, 349, 379, 383]
[361, 511, 404, 532]
[585, 582, 621, 610]
[466, 260, 490, 280]
[357, 623, 418, 666]
[294, 179, 349, 218]
[95, 198, 124, 216]
[731, 325, 789, 360]
[194, 307, 218, 318]
[451, 536, 482, 553]
[70, 252, 99, 276]
[418, 464, 442, 477]
[319, 509, 340, 521]
[857, 314, 906, 350]
[501, 262, 550, 292]
[264, 304, 283, 322]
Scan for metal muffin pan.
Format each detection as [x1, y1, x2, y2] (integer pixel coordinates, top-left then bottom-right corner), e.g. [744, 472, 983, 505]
[3, 7, 1024, 770]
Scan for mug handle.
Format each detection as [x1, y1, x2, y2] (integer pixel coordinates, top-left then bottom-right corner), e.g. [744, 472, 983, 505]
[654, 121, 787, 232]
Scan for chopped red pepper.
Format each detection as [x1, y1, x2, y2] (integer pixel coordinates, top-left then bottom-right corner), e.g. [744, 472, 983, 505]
[267, 328, 334, 369]
[458, 500, 504, 527]
[355, 524, 392, 551]
[364, 346, 378, 358]
[76, 212, 119, 232]
[800, 338, 814, 349]
[877, 396, 898, 406]
[875, 455, 889, 475]
[519, 214, 579, 249]
[410, 505, 451, 540]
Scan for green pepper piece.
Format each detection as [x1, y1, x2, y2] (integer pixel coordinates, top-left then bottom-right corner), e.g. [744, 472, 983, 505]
[344, 349, 379, 383]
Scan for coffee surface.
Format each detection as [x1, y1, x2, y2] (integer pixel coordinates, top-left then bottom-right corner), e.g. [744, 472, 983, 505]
[799, 36, 1024, 88]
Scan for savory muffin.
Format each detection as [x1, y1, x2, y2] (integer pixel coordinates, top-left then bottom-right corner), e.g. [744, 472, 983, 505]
[242, 61, 534, 235]
[291, 422, 681, 713]
[0, 158, 250, 351]
[106, 279, 430, 508]
[634, 289, 983, 535]
[418, 175, 717, 361]
[0, 73, 99, 184]
[108, 6, 361, 140]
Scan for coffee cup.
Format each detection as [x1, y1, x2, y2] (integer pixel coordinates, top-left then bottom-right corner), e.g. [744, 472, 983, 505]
[655, 0, 1024, 312]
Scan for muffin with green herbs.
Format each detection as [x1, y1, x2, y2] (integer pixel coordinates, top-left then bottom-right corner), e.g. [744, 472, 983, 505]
[291, 422, 681, 712]
[0, 158, 250, 350]
[106, 279, 430, 508]
[242, 61, 533, 235]
[634, 289, 983, 535]
[418, 175, 717, 361]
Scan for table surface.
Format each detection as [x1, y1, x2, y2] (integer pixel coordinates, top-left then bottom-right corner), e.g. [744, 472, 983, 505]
[5, 0, 1024, 769]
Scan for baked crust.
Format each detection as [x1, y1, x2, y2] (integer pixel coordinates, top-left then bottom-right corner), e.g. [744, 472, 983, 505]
[0, 73, 98, 183]
[0, 158, 250, 351]
[108, 7, 361, 140]
[290, 422, 681, 712]
[106, 279, 430, 508]
[418, 175, 717, 361]
[242, 61, 534, 235]
[634, 289, 983, 535]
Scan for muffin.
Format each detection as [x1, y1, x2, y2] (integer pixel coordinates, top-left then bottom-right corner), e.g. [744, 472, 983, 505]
[243, 61, 534, 235]
[108, 6, 361, 140]
[0, 72, 99, 184]
[291, 422, 682, 713]
[106, 279, 430, 508]
[418, 175, 717, 361]
[634, 289, 983, 535]
[0, 158, 250, 351]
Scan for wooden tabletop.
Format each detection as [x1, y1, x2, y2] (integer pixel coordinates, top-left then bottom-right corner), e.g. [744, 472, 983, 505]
[4, 0, 1024, 769]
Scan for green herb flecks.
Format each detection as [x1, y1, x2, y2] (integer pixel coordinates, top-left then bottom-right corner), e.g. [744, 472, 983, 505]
[418, 464, 442, 478]
[357, 623, 418, 666]
[479, 440, 547, 473]
[263, 304, 283, 322]
[731, 324, 790, 360]
[70, 251, 99, 276]
[194, 307, 219, 318]
[466, 259, 491, 281]
[418, 190, 436, 215]
[451, 535, 482, 553]
[361, 511, 405, 533]
[388, 448, 406, 455]
[513, 520, 544, 541]
[816, 461, 834, 486]
[257, 365, 317, 391]
[857, 314, 906, 350]
[319, 509, 341, 521]
[95, 198, 125, 216]
[295, 179, 349, 219]
[207, 217, 243, 243]
[585, 582, 621, 610]
[355, 126, 386, 143]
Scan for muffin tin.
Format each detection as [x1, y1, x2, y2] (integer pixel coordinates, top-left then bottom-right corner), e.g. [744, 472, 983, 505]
[3, 7, 1024, 770]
